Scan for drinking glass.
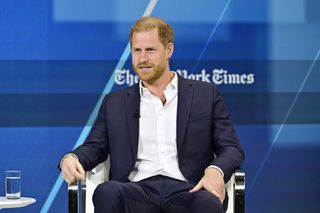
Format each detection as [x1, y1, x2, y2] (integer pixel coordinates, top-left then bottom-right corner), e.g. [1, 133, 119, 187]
[5, 170, 21, 199]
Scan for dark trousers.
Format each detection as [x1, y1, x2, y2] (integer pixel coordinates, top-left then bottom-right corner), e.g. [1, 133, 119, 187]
[93, 175, 228, 213]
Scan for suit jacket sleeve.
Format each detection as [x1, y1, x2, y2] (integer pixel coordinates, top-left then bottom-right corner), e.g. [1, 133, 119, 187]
[71, 96, 110, 171]
[210, 85, 244, 182]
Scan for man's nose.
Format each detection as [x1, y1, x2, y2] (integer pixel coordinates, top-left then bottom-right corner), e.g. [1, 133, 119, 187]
[139, 51, 149, 63]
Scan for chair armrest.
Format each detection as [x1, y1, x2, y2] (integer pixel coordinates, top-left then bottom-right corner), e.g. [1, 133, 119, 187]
[68, 159, 109, 213]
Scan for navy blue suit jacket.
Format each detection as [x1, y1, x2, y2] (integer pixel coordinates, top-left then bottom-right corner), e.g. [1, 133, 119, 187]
[72, 75, 244, 183]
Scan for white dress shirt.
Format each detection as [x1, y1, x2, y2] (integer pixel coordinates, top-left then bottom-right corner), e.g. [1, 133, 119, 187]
[128, 73, 187, 182]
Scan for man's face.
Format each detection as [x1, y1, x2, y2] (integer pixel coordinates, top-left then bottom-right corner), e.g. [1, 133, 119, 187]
[131, 28, 173, 85]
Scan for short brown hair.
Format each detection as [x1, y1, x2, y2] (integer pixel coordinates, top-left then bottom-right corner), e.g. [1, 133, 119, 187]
[129, 16, 174, 47]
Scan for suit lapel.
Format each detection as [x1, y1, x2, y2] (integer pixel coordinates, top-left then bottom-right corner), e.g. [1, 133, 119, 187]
[125, 84, 140, 159]
[177, 75, 193, 150]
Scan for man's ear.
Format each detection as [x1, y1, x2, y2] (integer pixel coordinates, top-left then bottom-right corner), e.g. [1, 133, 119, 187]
[166, 42, 174, 59]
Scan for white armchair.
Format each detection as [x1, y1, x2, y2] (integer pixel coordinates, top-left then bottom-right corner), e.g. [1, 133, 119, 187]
[68, 159, 245, 213]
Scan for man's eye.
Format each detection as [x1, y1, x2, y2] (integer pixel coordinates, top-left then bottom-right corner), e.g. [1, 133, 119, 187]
[134, 49, 141, 53]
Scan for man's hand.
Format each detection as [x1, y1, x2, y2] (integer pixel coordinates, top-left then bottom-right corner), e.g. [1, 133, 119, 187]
[189, 167, 226, 203]
[61, 155, 85, 184]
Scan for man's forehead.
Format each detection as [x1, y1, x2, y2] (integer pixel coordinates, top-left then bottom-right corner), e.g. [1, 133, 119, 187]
[131, 30, 161, 47]
[132, 29, 158, 39]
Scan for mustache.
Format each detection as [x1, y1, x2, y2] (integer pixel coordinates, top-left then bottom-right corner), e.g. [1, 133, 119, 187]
[136, 63, 154, 67]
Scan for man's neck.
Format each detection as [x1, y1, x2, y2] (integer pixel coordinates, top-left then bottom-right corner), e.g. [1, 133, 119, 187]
[142, 71, 174, 103]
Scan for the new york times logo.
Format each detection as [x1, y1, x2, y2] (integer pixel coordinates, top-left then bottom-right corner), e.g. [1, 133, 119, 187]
[115, 69, 254, 86]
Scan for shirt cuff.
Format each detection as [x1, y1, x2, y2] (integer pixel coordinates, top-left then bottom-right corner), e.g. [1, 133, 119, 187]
[59, 153, 79, 169]
[205, 165, 224, 177]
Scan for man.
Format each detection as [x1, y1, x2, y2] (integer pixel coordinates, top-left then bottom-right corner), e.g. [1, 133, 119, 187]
[60, 16, 244, 213]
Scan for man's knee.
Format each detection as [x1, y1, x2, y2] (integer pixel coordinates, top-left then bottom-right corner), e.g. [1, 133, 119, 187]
[192, 190, 224, 213]
[93, 181, 124, 205]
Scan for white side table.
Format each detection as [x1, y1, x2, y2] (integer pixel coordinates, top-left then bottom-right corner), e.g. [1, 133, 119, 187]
[0, 197, 36, 209]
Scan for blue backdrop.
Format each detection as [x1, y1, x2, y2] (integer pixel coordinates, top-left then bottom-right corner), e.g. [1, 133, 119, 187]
[1, 0, 320, 212]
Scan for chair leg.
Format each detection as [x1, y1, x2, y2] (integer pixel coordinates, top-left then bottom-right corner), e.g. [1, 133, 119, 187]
[81, 179, 86, 213]
[68, 181, 79, 213]
[68, 179, 87, 213]
[234, 170, 245, 213]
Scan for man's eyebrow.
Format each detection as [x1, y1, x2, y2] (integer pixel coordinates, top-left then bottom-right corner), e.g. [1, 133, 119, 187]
[132, 47, 156, 50]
